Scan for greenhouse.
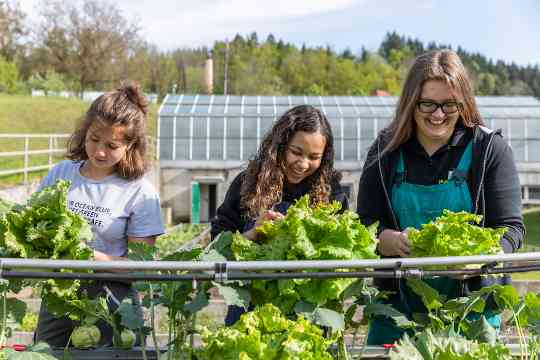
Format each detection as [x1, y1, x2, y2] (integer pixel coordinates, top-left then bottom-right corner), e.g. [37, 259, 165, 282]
[157, 95, 540, 163]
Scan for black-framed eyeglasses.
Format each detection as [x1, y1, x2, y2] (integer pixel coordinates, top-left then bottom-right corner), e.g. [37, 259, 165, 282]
[417, 100, 462, 114]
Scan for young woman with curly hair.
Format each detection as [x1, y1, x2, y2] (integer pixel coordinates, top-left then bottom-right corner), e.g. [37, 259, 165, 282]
[211, 104, 349, 325]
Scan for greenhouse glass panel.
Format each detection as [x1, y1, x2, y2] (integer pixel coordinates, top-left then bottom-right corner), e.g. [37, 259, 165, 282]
[227, 105, 242, 115]
[275, 97, 290, 105]
[343, 118, 358, 160]
[277, 105, 290, 116]
[161, 104, 178, 115]
[192, 117, 207, 160]
[228, 95, 243, 104]
[328, 116, 342, 160]
[243, 106, 258, 115]
[164, 95, 182, 104]
[197, 95, 212, 104]
[226, 117, 241, 160]
[175, 117, 190, 160]
[306, 96, 322, 106]
[159, 117, 174, 160]
[528, 119, 540, 139]
[209, 118, 224, 160]
[259, 96, 274, 105]
[260, 117, 274, 137]
[323, 107, 342, 117]
[193, 105, 209, 115]
[340, 106, 358, 116]
[322, 97, 338, 106]
[510, 119, 526, 138]
[290, 96, 306, 106]
[177, 105, 194, 115]
[243, 139, 258, 160]
[360, 118, 376, 140]
[213, 96, 227, 104]
[243, 118, 258, 142]
[260, 105, 276, 115]
[343, 139, 357, 160]
[354, 106, 376, 116]
[244, 96, 258, 105]
[211, 105, 226, 115]
[182, 95, 196, 103]
[335, 96, 353, 106]
[528, 140, 540, 162]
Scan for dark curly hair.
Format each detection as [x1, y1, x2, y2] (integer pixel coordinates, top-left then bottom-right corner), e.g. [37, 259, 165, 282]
[240, 104, 341, 218]
[66, 81, 149, 180]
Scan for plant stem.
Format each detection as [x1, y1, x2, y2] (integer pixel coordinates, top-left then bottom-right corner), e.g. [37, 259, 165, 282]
[0, 285, 7, 348]
[149, 285, 160, 359]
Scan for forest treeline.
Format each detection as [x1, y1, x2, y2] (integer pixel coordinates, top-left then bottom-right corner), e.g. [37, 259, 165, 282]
[1, 0, 539, 99]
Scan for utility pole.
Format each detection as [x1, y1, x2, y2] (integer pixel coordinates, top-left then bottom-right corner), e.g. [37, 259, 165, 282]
[224, 40, 229, 95]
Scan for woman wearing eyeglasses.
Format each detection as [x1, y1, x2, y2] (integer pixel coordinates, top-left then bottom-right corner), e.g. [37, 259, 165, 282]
[357, 50, 524, 345]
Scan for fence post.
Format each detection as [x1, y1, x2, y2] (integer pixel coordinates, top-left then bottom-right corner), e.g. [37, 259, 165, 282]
[48, 135, 54, 167]
[23, 136, 29, 185]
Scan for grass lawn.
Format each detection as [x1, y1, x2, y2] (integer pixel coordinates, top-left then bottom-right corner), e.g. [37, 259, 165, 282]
[0, 94, 158, 187]
[523, 208, 540, 251]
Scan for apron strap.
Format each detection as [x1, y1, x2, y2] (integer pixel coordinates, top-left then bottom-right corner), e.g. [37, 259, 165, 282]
[450, 140, 473, 183]
[394, 151, 406, 185]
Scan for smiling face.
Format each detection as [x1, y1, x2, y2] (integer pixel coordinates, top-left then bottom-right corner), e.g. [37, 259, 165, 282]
[284, 130, 327, 184]
[83, 122, 129, 178]
[414, 80, 461, 154]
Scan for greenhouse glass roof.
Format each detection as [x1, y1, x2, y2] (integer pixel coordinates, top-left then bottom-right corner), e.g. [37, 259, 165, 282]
[158, 95, 540, 163]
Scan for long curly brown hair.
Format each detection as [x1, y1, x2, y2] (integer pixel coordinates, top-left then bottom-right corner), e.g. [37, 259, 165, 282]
[240, 105, 340, 218]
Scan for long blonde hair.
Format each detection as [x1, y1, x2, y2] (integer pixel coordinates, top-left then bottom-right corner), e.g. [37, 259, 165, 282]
[382, 50, 484, 154]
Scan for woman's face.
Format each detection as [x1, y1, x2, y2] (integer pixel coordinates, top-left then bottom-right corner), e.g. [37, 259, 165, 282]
[414, 80, 461, 151]
[284, 130, 326, 184]
[84, 123, 129, 176]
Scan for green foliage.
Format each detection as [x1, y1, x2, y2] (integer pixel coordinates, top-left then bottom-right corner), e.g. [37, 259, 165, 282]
[155, 224, 207, 258]
[0, 180, 92, 306]
[0, 57, 19, 94]
[0, 342, 57, 360]
[223, 195, 378, 313]
[389, 330, 512, 360]
[408, 210, 505, 263]
[28, 70, 66, 95]
[197, 303, 334, 360]
[18, 311, 38, 332]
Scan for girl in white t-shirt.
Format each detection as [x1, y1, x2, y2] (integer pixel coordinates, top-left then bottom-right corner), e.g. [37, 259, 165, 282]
[34, 82, 164, 348]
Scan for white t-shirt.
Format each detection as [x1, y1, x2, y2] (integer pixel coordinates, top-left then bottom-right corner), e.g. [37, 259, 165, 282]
[39, 160, 165, 256]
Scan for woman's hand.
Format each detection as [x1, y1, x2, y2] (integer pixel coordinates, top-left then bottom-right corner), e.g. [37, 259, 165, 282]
[243, 210, 284, 241]
[377, 229, 411, 257]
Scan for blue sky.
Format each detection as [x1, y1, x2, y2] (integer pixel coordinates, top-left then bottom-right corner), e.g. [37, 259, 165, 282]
[21, 0, 540, 66]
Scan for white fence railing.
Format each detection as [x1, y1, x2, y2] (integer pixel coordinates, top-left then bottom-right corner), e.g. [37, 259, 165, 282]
[0, 134, 157, 185]
[0, 134, 70, 184]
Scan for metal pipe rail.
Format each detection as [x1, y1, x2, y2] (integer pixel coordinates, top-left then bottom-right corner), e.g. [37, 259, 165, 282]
[1, 263, 540, 282]
[1, 252, 540, 271]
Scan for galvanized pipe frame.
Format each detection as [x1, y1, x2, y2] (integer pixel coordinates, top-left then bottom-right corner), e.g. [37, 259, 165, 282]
[1, 252, 540, 271]
[2, 264, 540, 282]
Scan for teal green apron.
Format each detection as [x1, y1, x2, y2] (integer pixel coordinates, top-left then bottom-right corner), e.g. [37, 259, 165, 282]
[366, 141, 500, 345]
